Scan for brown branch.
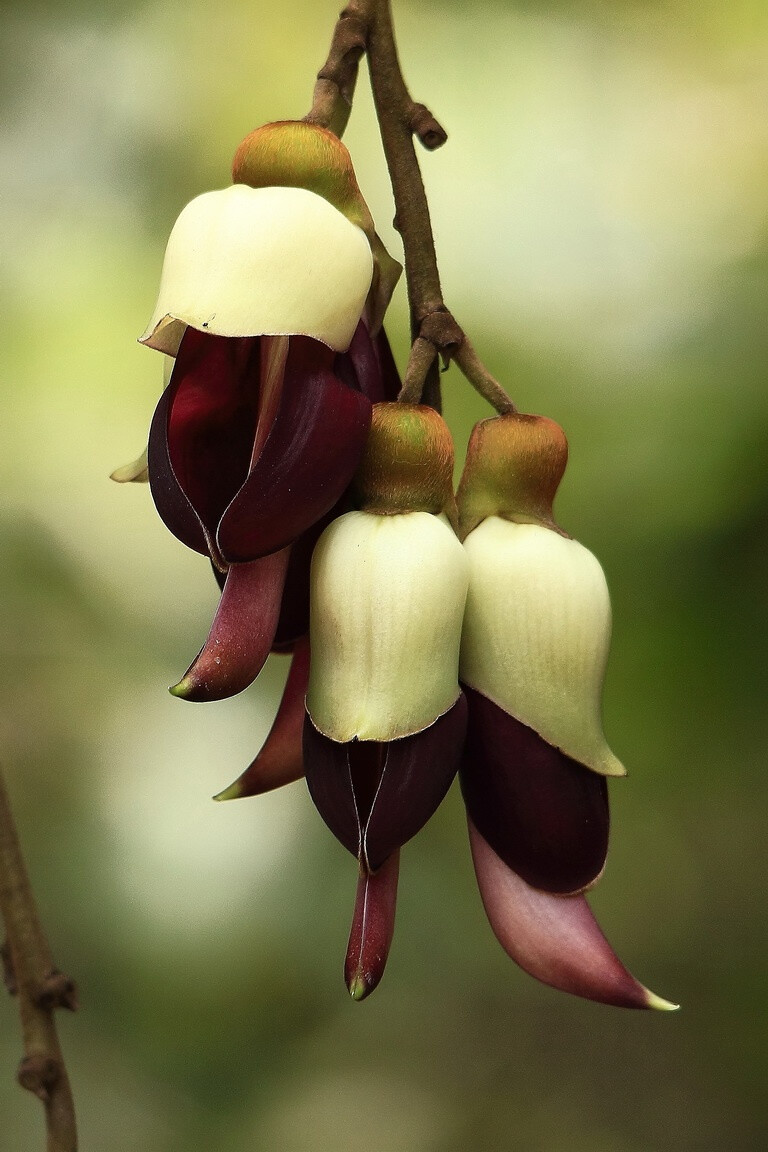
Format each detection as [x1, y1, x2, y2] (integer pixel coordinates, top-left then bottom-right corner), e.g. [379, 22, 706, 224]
[0, 767, 78, 1152]
[304, 2, 370, 138]
[365, 0, 514, 412]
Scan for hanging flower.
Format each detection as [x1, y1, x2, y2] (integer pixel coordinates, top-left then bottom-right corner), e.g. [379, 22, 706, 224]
[116, 122, 403, 703]
[457, 413, 676, 1010]
[303, 403, 469, 998]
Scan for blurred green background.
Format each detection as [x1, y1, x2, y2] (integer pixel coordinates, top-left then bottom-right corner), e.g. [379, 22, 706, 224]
[1, 0, 767, 1147]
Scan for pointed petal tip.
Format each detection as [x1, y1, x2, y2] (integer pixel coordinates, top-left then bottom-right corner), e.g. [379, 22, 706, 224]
[645, 990, 680, 1013]
[346, 970, 376, 1002]
[168, 676, 195, 700]
[211, 781, 242, 802]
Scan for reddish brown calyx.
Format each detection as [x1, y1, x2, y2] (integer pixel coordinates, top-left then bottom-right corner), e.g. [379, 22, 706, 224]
[353, 402, 456, 518]
[457, 413, 569, 539]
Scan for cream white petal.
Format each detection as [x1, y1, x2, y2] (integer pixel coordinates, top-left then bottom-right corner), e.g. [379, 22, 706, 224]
[307, 511, 469, 743]
[460, 517, 625, 777]
[140, 185, 373, 355]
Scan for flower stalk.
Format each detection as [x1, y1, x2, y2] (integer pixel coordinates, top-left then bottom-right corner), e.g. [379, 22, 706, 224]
[0, 767, 78, 1152]
[307, 0, 515, 413]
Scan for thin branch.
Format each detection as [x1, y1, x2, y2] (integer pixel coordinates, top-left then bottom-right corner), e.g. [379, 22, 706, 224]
[365, 0, 515, 412]
[304, 2, 371, 138]
[0, 767, 78, 1152]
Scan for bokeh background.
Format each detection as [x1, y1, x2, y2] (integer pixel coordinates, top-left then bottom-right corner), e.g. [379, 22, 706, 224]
[2, 0, 767, 1147]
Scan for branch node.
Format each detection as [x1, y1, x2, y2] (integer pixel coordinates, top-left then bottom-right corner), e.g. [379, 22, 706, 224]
[408, 103, 447, 150]
[17, 1054, 60, 1102]
[36, 970, 79, 1013]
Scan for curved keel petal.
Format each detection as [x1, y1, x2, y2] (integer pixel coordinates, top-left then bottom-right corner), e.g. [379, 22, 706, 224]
[345, 852, 400, 1002]
[214, 636, 309, 799]
[364, 694, 467, 871]
[469, 822, 678, 1010]
[304, 696, 466, 869]
[217, 339, 372, 562]
[461, 686, 609, 894]
[171, 548, 290, 701]
[147, 363, 209, 556]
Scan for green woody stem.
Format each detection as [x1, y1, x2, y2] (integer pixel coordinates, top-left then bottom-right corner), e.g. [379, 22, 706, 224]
[0, 767, 78, 1152]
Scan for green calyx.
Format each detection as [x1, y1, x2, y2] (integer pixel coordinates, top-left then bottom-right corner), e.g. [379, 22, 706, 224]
[232, 121, 372, 232]
[354, 403, 456, 518]
[457, 413, 569, 539]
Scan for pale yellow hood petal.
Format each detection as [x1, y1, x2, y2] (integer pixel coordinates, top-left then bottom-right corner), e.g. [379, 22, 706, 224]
[460, 517, 625, 777]
[307, 511, 469, 743]
[140, 185, 373, 355]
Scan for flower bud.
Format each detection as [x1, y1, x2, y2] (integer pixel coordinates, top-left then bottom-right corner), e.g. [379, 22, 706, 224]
[140, 184, 373, 355]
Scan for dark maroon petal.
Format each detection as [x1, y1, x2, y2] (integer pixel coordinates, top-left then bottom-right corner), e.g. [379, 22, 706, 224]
[460, 686, 609, 895]
[345, 852, 400, 1001]
[148, 366, 209, 556]
[334, 321, 402, 403]
[469, 822, 677, 1010]
[170, 548, 290, 702]
[303, 716, 360, 857]
[304, 695, 466, 871]
[166, 329, 259, 540]
[363, 694, 467, 871]
[213, 636, 309, 800]
[217, 336, 372, 562]
[272, 514, 330, 651]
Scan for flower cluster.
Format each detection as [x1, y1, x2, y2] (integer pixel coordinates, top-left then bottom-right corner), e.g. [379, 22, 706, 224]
[116, 121, 675, 1011]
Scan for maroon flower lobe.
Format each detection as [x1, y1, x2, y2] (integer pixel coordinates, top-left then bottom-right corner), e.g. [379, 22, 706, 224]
[461, 686, 609, 895]
[303, 694, 467, 872]
[345, 851, 400, 1001]
[170, 548, 290, 702]
[213, 635, 310, 799]
[469, 822, 676, 1010]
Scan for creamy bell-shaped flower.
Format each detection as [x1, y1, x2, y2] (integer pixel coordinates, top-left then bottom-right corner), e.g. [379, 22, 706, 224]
[140, 184, 373, 355]
[459, 414, 625, 779]
[462, 517, 624, 777]
[307, 509, 468, 742]
[303, 404, 468, 999]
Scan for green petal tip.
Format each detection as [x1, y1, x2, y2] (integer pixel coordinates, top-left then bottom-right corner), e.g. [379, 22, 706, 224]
[168, 677, 194, 699]
[347, 974, 371, 1002]
[645, 990, 680, 1012]
[211, 780, 242, 802]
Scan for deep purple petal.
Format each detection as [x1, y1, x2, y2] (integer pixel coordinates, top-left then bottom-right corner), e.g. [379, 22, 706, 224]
[345, 852, 400, 1002]
[469, 822, 677, 1010]
[460, 686, 609, 895]
[363, 694, 467, 871]
[170, 548, 289, 701]
[213, 636, 309, 799]
[303, 695, 467, 871]
[147, 366, 209, 556]
[303, 716, 360, 857]
[272, 513, 334, 651]
[217, 337, 372, 562]
[166, 329, 259, 541]
[333, 321, 403, 403]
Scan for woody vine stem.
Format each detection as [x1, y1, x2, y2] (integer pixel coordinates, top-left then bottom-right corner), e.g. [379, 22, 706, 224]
[0, 767, 78, 1151]
[306, 0, 516, 415]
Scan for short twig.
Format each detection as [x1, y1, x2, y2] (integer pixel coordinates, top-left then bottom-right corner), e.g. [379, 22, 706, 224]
[0, 766, 78, 1152]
